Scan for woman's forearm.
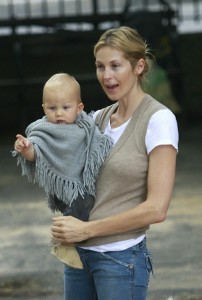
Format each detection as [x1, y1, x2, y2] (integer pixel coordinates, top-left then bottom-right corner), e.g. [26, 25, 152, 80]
[51, 199, 166, 244]
[85, 200, 164, 240]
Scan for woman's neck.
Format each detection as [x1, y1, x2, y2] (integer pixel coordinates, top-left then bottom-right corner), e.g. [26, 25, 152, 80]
[110, 90, 145, 128]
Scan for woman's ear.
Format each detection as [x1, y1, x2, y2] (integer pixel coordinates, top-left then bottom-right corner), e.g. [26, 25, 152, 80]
[135, 59, 145, 75]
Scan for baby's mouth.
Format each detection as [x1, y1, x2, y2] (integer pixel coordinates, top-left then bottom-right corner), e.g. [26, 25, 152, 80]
[56, 120, 66, 124]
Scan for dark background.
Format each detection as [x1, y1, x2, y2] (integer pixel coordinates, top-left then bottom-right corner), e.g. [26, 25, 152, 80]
[0, 0, 202, 135]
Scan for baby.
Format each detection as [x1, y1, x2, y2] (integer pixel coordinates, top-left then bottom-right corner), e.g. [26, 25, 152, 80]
[13, 73, 113, 221]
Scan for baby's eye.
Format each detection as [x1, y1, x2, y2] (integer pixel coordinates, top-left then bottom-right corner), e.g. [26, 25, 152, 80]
[63, 106, 69, 110]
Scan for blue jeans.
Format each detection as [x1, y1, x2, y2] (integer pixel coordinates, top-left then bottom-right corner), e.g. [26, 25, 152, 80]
[64, 238, 153, 300]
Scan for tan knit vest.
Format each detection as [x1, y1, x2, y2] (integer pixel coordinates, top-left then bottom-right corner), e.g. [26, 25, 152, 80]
[82, 94, 166, 247]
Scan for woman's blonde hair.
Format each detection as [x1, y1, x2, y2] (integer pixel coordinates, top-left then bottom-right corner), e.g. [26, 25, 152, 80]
[94, 26, 152, 82]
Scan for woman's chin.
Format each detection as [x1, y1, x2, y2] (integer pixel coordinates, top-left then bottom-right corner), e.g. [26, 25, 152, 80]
[107, 96, 118, 102]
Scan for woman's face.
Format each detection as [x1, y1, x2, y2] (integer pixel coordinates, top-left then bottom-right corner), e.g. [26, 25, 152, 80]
[95, 46, 138, 102]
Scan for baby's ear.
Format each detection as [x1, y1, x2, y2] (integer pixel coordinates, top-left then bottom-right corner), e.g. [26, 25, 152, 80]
[42, 104, 45, 112]
[78, 102, 84, 112]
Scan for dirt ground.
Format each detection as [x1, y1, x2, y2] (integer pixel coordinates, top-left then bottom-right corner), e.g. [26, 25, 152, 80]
[0, 120, 202, 300]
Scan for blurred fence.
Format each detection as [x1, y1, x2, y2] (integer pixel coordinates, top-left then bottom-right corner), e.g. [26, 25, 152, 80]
[0, 0, 201, 34]
[0, 0, 202, 133]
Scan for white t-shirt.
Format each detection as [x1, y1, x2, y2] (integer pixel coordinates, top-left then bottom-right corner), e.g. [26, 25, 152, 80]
[81, 108, 179, 252]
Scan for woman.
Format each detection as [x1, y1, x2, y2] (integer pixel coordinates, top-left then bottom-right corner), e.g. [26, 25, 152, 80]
[51, 26, 179, 300]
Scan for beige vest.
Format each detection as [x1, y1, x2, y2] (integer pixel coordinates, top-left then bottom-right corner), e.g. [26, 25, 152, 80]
[81, 94, 166, 247]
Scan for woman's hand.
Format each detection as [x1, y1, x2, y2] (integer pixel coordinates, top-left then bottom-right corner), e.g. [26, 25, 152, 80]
[51, 216, 90, 244]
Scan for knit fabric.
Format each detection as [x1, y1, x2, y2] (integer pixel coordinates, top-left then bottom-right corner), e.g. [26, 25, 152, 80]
[12, 111, 113, 211]
[79, 95, 167, 247]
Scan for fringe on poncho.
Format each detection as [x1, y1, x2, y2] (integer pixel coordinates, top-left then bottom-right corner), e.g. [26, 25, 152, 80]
[12, 111, 113, 211]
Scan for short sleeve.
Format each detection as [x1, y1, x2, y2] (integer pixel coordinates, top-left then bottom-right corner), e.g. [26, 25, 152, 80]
[145, 109, 179, 154]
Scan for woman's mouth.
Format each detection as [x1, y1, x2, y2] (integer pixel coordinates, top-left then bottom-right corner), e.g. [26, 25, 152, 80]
[105, 83, 119, 92]
[105, 84, 118, 90]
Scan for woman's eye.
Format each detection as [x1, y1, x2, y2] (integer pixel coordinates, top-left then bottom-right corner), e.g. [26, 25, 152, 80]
[96, 64, 104, 71]
[112, 64, 119, 69]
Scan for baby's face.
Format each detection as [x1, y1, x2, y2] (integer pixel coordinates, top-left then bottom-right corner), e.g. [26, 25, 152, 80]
[43, 89, 83, 124]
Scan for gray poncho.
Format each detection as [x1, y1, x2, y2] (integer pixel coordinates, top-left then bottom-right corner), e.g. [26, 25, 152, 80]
[13, 111, 113, 211]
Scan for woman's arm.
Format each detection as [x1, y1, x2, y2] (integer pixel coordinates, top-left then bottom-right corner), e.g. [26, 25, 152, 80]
[51, 145, 177, 243]
[14, 134, 35, 161]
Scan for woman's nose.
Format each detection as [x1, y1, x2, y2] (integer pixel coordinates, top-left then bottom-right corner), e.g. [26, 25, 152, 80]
[103, 68, 112, 80]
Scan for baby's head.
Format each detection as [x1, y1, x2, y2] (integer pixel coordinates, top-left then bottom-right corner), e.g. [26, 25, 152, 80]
[42, 73, 84, 124]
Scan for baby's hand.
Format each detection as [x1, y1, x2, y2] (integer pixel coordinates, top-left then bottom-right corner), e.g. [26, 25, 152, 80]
[14, 134, 31, 153]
